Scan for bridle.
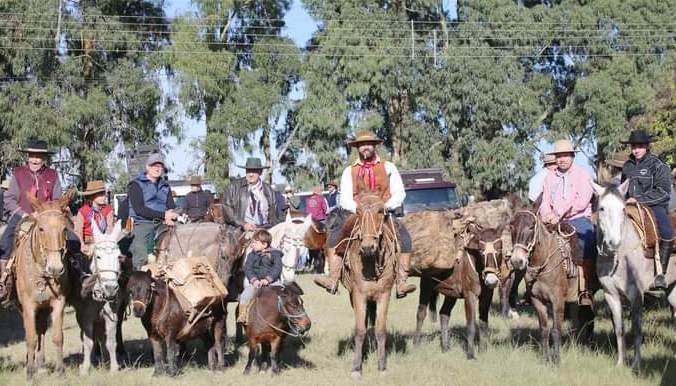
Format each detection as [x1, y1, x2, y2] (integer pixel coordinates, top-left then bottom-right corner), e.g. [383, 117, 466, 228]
[30, 209, 68, 279]
[512, 210, 539, 256]
[90, 239, 122, 302]
[356, 203, 386, 243]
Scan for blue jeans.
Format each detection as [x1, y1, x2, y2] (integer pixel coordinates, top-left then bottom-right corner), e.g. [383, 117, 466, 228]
[651, 206, 674, 241]
[567, 217, 596, 261]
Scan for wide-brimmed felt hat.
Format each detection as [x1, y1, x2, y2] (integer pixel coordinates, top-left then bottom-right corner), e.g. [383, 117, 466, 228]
[81, 180, 106, 196]
[236, 157, 269, 169]
[20, 139, 54, 154]
[620, 130, 653, 145]
[547, 139, 578, 156]
[189, 175, 202, 185]
[606, 152, 629, 168]
[347, 130, 384, 147]
[543, 154, 556, 165]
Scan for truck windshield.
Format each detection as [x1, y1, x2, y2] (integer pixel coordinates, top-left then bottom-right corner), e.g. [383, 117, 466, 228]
[404, 187, 460, 212]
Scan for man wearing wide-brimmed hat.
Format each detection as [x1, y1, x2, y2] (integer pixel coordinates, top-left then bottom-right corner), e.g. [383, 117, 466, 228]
[0, 139, 64, 301]
[539, 139, 596, 305]
[74, 180, 114, 256]
[528, 153, 557, 203]
[221, 157, 281, 233]
[180, 175, 213, 222]
[619, 129, 673, 289]
[314, 130, 416, 298]
[602, 151, 629, 185]
[126, 153, 177, 269]
[325, 180, 340, 211]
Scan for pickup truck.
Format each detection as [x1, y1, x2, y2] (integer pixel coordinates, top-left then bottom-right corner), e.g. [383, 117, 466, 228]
[400, 168, 462, 213]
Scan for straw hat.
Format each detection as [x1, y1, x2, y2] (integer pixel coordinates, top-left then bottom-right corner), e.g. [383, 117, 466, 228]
[81, 180, 106, 196]
[347, 130, 384, 147]
[547, 139, 577, 155]
[605, 152, 629, 168]
[543, 154, 556, 165]
[189, 175, 202, 185]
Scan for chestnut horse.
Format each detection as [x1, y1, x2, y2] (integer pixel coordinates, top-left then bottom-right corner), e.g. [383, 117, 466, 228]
[14, 191, 73, 379]
[336, 188, 398, 378]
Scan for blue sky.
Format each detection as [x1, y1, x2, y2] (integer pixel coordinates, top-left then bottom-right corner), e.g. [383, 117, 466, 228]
[160, 0, 592, 181]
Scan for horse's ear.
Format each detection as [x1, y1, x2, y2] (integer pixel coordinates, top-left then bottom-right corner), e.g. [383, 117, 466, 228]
[285, 210, 292, 223]
[618, 179, 630, 198]
[111, 220, 124, 241]
[304, 213, 312, 224]
[58, 189, 76, 211]
[91, 221, 103, 239]
[591, 182, 605, 197]
[25, 191, 42, 212]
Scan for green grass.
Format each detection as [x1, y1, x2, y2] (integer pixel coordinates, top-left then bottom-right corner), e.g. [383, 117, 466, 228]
[0, 275, 674, 386]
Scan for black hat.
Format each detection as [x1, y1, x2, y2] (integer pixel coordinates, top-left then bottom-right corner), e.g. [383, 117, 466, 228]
[620, 130, 653, 145]
[20, 139, 54, 154]
[236, 157, 269, 169]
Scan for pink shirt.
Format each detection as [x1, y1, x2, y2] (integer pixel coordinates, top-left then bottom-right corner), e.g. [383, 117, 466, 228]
[539, 164, 593, 221]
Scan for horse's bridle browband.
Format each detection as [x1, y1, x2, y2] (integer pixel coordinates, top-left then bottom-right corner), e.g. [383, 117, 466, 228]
[512, 210, 539, 255]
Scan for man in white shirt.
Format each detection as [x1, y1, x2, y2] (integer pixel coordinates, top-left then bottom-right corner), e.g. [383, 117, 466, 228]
[314, 130, 416, 298]
[527, 153, 557, 203]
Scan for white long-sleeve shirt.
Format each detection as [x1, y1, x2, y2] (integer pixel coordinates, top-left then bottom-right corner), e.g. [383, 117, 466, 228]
[339, 159, 406, 212]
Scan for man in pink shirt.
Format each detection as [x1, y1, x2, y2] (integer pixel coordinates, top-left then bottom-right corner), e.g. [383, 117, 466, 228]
[305, 186, 328, 222]
[540, 139, 596, 305]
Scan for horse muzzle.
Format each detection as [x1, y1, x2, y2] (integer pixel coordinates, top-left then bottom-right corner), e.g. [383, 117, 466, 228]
[295, 317, 311, 335]
[483, 273, 499, 289]
[510, 253, 527, 271]
[132, 301, 146, 317]
[101, 281, 119, 301]
[45, 264, 65, 278]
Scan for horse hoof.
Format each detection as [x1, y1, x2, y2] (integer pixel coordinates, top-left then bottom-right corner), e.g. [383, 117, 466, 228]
[243, 367, 251, 375]
[351, 371, 362, 380]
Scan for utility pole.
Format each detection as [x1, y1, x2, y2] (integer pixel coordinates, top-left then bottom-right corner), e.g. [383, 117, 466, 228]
[410, 20, 414, 59]
[54, 0, 63, 53]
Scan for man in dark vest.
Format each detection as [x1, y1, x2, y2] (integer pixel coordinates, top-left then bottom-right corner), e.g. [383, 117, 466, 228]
[314, 130, 416, 298]
[181, 176, 212, 222]
[620, 130, 673, 289]
[0, 140, 63, 301]
[326, 180, 340, 211]
[127, 153, 177, 270]
[222, 157, 281, 232]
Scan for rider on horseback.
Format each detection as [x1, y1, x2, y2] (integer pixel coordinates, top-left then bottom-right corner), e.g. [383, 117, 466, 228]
[539, 139, 597, 306]
[180, 176, 213, 222]
[620, 130, 673, 290]
[0, 140, 65, 302]
[313, 130, 416, 298]
[74, 180, 114, 257]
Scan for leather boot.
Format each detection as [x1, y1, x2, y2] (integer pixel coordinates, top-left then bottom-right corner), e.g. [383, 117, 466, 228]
[578, 261, 595, 307]
[651, 240, 673, 290]
[237, 303, 250, 324]
[313, 248, 341, 294]
[396, 253, 417, 299]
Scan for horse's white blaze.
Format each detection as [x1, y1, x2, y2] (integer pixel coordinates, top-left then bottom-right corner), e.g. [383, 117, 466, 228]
[269, 214, 313, 283]
[91, 221, 122, 293]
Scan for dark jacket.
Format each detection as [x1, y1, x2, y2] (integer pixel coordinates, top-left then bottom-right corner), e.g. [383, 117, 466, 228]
[244, 249, 283, 283]
[182, 190, 212, 221]
[621, 153, 671, 208]
[222, 177, 281, 230]
[274, 191, 288, 219]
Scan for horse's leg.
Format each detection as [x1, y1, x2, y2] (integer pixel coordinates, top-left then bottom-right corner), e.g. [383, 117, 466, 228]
[51, 297, 67, 374]
[105, 308, 120, 373]
[260, 342, 270, 371]
[464, 293, 479, 360]
[213, 318, 226, 371]
[551, 298, 564, 365]
[500, 272, 518, 318]
[22, 304, 38, 380]
[351, 293, 368, 378]
[375, 295, 391, 372]
[115, 302, 128, 365]
[243, 341, 257, 375]
[165, 335, 181, 377]
[479, 285, 493, 348]
[603, 291, 625, 367]
[414, 278, 433, 345]
[35, 310, 49, 373]
[78, 314, 94, 376]
[150, 335, 165, 376]
[531, 297, 551, 361]
[270, 335, 283, 374]
[630, 293, 643, 372]
[440, 296, 456, 353]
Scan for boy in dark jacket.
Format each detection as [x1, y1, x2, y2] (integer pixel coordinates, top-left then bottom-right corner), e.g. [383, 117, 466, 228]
[238, 229, 283, 323]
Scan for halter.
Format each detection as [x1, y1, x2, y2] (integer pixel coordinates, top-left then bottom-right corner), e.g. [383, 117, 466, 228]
[356, 203, 386, 243]
[479, 239, 502, 281]
[512, 210, 539, 255]
[89, 239, 122, 302]
[280, 234, 305, 270]
[513, 210, 568, 281]
[29, 209, 68, 278]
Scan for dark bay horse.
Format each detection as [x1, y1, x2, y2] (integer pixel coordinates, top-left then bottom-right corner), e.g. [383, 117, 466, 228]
[415, 224, 506, 358]
[510, 210, 587, 364]
[126, 271, 226, 376]
[243, 283, 311, 375]
[14, 191, 73, 379]
[337, 188, 398, 378]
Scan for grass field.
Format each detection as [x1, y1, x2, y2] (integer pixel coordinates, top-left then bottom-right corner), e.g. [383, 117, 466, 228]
[0, 275, 673, 386]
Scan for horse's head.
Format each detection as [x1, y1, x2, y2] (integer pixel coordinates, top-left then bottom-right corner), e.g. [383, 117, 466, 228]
[592, 180, 629, 252]
[27, 190, 74, 278]
[279, 282, 311, 335]
[90, 220, 124, 301]
[126, 270, 155, 317]
[465, 223, 504, 289]
[355, 190, 387, 258]
[509, 210, 538, 271]
[207, 203, 226, 224]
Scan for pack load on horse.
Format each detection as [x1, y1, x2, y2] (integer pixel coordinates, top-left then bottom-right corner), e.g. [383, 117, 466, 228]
[593, 181, 676, 371]
[126, 270, 226, 376]
[415, 222, 506, 358]
[143, 255, 228, 324]
[68, 220, 126, 375]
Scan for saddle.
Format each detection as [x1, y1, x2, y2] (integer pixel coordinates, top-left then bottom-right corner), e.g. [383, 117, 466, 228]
[625, 203, 658, 258]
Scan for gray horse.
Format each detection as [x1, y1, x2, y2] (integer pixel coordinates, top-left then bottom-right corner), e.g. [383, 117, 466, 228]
[593, 181, 676, 371]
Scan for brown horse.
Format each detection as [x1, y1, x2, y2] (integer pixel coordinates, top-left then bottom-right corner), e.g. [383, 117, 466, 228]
[14, 191, 73, 379]
[336, 188, 397, 378]
[510, 210, 587, 364]
[415, 224, 505, 358]
[304, 219, 327, 273]
[243, 282, 311, 375]
[126, 271, 226, 376]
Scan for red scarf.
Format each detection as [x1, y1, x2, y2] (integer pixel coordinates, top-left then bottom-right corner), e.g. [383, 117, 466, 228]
[357, 157, 378, 191]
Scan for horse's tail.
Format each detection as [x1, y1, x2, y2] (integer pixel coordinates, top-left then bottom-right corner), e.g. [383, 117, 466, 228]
[366, 301, 376, 328]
